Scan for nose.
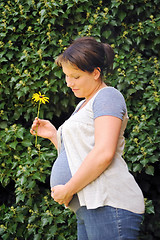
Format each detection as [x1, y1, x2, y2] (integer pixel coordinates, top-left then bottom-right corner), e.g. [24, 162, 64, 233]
[66, 76, 74, 88]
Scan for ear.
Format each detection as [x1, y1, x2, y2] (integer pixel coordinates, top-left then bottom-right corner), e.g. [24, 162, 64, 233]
[93, 67, 101, 80]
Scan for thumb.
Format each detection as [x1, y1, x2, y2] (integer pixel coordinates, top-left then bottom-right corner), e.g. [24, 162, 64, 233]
[37, 118, 49, 125]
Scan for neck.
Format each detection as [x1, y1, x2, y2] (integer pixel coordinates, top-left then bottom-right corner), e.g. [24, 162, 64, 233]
[77, 82, 106, 112]
[85, 81, 106, 102]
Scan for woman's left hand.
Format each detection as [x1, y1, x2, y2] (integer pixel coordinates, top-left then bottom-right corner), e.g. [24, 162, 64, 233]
[51, 185, 73, 207]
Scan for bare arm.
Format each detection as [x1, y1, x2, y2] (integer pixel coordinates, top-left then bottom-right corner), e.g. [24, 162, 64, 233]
[30, 118, 58, 149]
[52, 115, 122, 206]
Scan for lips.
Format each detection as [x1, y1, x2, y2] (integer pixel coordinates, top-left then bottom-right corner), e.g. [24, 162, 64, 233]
[72, 89, 79, 91]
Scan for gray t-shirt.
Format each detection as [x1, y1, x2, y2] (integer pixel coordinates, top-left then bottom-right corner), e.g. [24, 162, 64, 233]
[50, 87, 126, 212]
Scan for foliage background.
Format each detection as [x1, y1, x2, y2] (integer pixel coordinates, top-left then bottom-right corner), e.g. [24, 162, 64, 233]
[0, 0, 159, 239]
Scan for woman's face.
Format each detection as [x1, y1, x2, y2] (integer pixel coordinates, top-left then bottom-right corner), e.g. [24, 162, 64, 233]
[62, 62, 101, 100]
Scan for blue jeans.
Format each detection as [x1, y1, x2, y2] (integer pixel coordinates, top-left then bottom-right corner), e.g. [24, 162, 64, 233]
[76, 206, 143, 240]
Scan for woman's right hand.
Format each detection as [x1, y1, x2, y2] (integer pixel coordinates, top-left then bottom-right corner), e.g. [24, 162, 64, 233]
[30, 118, 58, 148]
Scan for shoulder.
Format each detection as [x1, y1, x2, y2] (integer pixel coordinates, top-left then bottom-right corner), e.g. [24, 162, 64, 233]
[93, 87, 127, 120]
[95, 86, 125, 102]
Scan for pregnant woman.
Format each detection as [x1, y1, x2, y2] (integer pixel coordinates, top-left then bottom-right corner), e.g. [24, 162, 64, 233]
[30, 36, 145, 240]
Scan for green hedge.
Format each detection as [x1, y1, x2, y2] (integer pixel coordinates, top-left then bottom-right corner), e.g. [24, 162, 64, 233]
[0, 0, 159, 239]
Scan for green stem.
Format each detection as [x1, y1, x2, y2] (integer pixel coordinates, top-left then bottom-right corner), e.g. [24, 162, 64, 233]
[35, 101, 41, 147]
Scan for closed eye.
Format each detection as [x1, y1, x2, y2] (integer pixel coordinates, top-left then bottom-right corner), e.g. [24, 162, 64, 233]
[65, 74, 80, 79]
[74, 76, 80, 79]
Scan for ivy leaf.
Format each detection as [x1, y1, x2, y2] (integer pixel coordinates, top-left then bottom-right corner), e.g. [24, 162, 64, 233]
[17, 214, 24, 223]
[0, 121, 8, 129]
[41, 217, 49, 227]
[16, 128, 24, 139]
[133, 163, 142, 172]
[6, 51, 14, 60]
[145, 165, 154, 175]
[16, 193, 25, 203]
[0, 57, 8, 62]
[28, 215, 36, 224]
[40, 9, 46, 23]
[20, 176, 27, 185]
[21, 139, 32, 147]
[34, 234, 41, 240]
[19, 23, 26, 30]
[9, 141, 18, 149]
[119, 11, 126, 21]
[102, 30, 111, 39]
[145, 199, 155, 214]
[27, 181, 36, 189]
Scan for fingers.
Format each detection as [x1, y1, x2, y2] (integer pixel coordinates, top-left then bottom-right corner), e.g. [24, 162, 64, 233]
[51, 192, 63, 204]
[30, 118, 40, 135]
[51, 188, 63, 205]
[50, 188, 71, 206]
[30, 128, 36, 135]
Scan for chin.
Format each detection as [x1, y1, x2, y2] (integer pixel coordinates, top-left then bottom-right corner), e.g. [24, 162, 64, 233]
[74, 93, 84, 98]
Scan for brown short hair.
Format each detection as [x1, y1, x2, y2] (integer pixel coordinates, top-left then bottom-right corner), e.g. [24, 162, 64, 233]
[56, 37, 114, 77]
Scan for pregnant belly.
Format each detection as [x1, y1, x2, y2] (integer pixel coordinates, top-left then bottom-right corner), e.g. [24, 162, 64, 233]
[50, 149, 80, 212]
[50, 149, 72, 188]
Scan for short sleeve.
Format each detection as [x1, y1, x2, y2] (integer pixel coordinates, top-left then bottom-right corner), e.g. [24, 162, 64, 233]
[93, 87, 126, 120]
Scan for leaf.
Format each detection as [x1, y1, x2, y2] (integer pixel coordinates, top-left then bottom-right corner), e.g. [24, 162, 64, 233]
[6, 51, 14, 60]
[40, 9, 46, 23]
[19, 24, 26, 30]
[54, 70, 62, 78]
[17, 214, 24, 223]
[133, 163, 142, 172]
[9, 141, 18, 149]
[118, 11, 126, 21]
[27, 181, 36, 189]
[155, 37, 160, 45]
[145, 199, 155, 214]
[41, 217, 49, 227]
[136, 36, 141, 45]
[12, 162, 18, 170]
[140, 158, 148, 168]
[127, 88, 136, 95]
[145, 165, 154, 175]
[125, 38, 132, 45]
[49, 225, 57, 234]
[10, 76, 19, 83]
[20, 176, 27, 185]
[0, 121, 8, 129]
[16, 194, 25, 203]
[21, 139, 32, 147]
[19, 55, 26, 61]
[123, 44, 130, 52]
[52, 10, 59, 17]
[102, 30, 111, 39]
[16, 91, 24, 99]
[16, 128, 24, 139]
[0, 57, 8, 62]
[34, 234, 41, 240]
[28, 215, 36, 224]
[0, 32, 6, 37]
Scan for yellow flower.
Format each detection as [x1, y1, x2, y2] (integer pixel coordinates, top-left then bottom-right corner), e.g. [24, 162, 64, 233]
[32, 92, 49, 147]
[32, 92, 49, 104]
